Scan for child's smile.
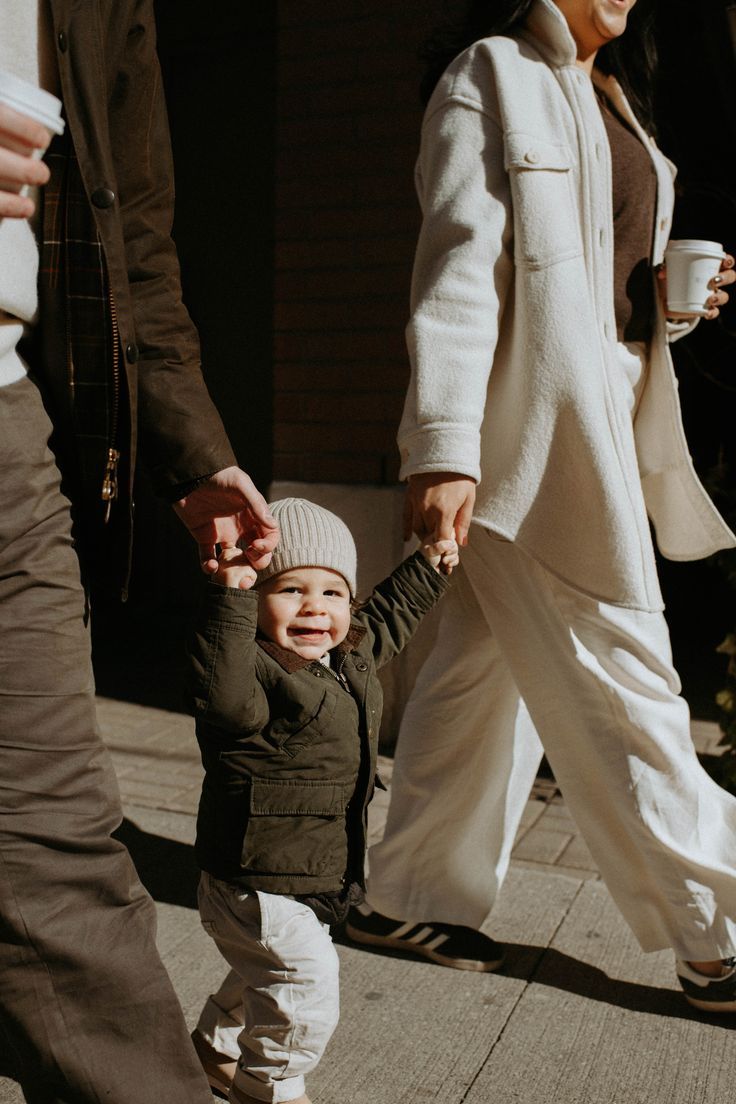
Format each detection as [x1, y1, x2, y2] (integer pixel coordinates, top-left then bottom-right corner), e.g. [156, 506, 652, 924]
[257, 567, 352, 660]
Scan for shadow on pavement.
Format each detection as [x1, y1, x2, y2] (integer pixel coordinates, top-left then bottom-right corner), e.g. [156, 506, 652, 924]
[114, 818, 199, 909]
[336, 932, 735, 1024]
[0, 1028, 19, 1084]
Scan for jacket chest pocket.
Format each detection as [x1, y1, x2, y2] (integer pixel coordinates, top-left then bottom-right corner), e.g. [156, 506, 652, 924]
[504, 132, 582, 270]
[267, 683, 337, 758]
[242, 777, 350, 877]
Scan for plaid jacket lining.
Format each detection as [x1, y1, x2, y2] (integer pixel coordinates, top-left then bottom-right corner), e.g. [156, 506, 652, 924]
[40, 128, 115, 492]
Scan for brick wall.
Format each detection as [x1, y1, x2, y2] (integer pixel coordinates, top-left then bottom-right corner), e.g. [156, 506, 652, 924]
[273, 2, 443, 485]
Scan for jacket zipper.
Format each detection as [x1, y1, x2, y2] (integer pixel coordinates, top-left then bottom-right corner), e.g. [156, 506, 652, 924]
[102, 287, 121, 523]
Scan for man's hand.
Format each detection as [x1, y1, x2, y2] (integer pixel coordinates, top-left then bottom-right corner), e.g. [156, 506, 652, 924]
[404, 472, 476, 546]
[173, 466, 279, 574]
[0, 102, 51, 219]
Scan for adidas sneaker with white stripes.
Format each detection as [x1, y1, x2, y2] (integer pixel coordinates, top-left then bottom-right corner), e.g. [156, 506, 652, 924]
[345, 904, 505, 972]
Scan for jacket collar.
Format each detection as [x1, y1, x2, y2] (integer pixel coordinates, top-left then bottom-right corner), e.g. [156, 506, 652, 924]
[257, 623, 367, 674]
[519, 0, 579, 68]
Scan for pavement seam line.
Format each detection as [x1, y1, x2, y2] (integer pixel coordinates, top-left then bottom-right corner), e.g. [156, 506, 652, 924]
[457, 876, 588, 1103]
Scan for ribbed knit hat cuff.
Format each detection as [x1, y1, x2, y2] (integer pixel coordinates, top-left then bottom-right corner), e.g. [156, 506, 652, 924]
[255, 498, 357, 597]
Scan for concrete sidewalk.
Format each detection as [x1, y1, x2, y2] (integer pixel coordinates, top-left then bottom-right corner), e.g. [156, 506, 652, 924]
[1, 700, 732, 1104]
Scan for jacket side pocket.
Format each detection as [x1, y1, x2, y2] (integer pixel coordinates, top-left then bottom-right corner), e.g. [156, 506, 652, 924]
[242, 777, 350, 877]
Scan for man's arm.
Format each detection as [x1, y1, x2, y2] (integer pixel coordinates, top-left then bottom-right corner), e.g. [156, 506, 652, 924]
[105, 7, 277, 567]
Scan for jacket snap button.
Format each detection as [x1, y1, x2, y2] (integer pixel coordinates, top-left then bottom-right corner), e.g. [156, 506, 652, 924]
[355, 661, 368, 672]
[314, 669, 323, 677]
[57, 30, 68, 53]
[92, 187, 116, 209]
[125, 343, 139, 364]
[525, 150, 540, 164]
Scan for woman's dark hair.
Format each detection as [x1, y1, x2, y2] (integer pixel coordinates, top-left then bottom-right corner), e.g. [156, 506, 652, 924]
[420, 0, 658, 132]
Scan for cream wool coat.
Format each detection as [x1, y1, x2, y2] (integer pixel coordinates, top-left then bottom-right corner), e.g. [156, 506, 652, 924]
[398, 0, 735, 612]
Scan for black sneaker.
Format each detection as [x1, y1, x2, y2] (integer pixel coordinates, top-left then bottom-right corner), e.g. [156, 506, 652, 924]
[677, 958, 736, 1012]
[345, 905, 505, 972]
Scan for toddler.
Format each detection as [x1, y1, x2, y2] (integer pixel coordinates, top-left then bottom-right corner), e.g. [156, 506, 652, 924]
[187, 498, 457, 1104]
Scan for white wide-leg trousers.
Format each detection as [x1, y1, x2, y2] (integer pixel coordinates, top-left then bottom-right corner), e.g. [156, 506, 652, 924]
[366, 529, 736, 960]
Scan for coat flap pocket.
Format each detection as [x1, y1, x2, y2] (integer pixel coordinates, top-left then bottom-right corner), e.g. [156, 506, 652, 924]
[504, 132, 572, 172]
[249, 778, 348, 816]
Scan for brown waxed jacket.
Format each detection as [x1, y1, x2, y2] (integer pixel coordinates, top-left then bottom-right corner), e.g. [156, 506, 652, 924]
[188, 552, 451, 896]
[36, 0, 236, 591]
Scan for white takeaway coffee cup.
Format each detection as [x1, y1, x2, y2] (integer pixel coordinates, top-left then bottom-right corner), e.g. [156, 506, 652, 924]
[664, 239, 727, 316]
[0, 69, 65, 195]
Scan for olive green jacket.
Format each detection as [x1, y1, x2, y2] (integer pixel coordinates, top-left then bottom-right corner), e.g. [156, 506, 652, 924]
[188, 552, 450, 895]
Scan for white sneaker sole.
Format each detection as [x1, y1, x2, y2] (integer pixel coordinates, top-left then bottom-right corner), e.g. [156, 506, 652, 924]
[684, 993, 736, 1014]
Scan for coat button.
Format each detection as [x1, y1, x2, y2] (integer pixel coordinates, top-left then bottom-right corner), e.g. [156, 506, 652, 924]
[125, 343, 139, 364]
[314, 669, 323, 677]
[525, 150, 540, 164]
[91, 187, 116, 209]
[57, 30, 68, 53]
[355, 661, 368, 672]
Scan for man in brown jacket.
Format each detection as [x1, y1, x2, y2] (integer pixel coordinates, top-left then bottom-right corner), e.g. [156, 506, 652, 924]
[0, 3, 277, 1101]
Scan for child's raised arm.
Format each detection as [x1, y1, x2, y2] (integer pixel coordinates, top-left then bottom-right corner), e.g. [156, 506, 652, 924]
[356, 549, 453, 669]
[186, 573, 263, 734]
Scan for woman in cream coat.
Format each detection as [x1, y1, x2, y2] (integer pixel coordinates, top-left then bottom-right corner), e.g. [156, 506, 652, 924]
[347, 0, 736, 1011]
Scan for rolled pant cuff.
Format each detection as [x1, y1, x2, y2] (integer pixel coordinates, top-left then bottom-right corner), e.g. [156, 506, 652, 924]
[233, 1069, 306, 1103]
[196, 997, 241, 1060]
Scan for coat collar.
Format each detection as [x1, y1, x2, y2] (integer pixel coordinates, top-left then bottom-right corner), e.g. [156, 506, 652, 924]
[257, 623, 368, 674]
[519, 0, 580, 69]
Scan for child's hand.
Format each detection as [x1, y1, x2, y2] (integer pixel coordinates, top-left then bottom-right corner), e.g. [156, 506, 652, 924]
[210, 545, 258, 590]
[420, 536, 460, 575]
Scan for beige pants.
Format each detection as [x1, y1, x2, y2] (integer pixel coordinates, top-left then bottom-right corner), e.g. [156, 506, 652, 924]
[0, 376, 210, 1103]
[197, 872, 340, 1103]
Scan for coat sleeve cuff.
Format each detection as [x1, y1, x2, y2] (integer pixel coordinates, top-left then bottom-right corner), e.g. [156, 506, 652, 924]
[398, 426, 481, 484]
[201, 580, 259, 632]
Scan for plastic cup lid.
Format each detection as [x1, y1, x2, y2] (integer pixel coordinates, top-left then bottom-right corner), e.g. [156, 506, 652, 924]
[665, 238, 725, 256]
[0, 70, 65, 135]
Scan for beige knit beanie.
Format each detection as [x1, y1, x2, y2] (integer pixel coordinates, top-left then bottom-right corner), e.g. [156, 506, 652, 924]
[255, 498, 357, 597]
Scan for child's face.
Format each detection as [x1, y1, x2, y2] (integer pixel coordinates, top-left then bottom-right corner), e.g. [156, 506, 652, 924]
[257, 567, 352, 660]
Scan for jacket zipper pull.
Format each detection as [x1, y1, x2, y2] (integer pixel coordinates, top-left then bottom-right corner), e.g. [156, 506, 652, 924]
[102, 447, 121, 523]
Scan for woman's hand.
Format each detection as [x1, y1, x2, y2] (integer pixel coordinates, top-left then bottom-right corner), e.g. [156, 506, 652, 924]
[405, 472, 476, 546]
[209, 545, 258, 590]
[658, 253, 735, 321]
